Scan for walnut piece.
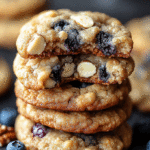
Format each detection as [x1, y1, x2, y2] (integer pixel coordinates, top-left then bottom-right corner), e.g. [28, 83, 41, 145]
[77, 61, 96, 78]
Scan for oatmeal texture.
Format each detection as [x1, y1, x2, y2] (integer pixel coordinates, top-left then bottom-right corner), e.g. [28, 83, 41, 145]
[15, 115, 132, 150]
[13, 53, 134, 90]
[16, 98, 132, 134]
[16, 9, 133, 58]
[15, 79, 131, 111]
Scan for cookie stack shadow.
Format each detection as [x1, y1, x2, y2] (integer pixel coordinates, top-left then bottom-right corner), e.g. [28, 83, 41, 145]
[13, 10, 135, 149]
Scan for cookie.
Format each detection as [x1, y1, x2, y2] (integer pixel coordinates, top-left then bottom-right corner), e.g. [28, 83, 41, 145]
[126, 15, 150, 55]
[13, 53, 134, 90]
[16, 9, 133, 58]
[16, 97, 132, 134]
[0, 0, 46, 19]
[15, 115, 132, 150]
[0, 58, 12, 96]
[15, 79, 131, 111]
[129, 53, 150, 112]
[0, 17, 31, 48]
[0, 124, 16, 147]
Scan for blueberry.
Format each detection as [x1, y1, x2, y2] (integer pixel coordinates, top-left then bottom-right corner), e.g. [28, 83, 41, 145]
[80, 82, 93, 88]
[147, 140, 150, 150]
[0, 107, 18, 127]
[53, 20, 69, 31]
[32, 123, 48, 138]
[6, 140, 25, 150]
[96, 31, 116, 56]
[99, 65, 110, 82]
[51, 64, 62, 83]
[75, 133, 97, 146]
[64, 29, 80, 52]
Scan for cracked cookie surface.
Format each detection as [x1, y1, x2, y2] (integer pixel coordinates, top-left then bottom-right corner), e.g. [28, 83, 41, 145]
[15, 115, 132, 150]
[16, 98, 132, 134]
[16, 9, 133, 58]
[15, 79, 131, 111]
[13, 53, 134, 90]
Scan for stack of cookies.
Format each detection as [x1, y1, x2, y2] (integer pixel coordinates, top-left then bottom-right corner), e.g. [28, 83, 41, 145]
[13, 9, 135, 150]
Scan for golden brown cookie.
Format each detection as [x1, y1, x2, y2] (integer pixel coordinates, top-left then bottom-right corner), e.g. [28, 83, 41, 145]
[126, 15, 150, 55]
[0, 58, 12, 96]
[15, 115, 132, 150]
[13, 53, 134, 90]
[0, 0, 46, 19]
[16, 97, 132, 134]
[15, 79, 131, 111]
[126, 16, 150, 112]
[16, 9, 133, 58]
[0, 17, 31, 48]
[129, 52, 150, 112]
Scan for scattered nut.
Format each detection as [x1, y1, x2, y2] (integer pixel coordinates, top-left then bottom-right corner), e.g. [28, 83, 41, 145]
[0, 124, 16, 147]
[43, 11, 58, 17]
[71, 15, 94, 28]
[58, 31, 68, 41]
[44, 78, 56, 88]
[27, 34, 46, 55]
[76, 92, 96, 107]
[38, 11, 58, 20]
[61, 63, 75, 77]
[80, 27, 100, 42]
[77, 61, 96, 78]
[36, 67, 52, 81]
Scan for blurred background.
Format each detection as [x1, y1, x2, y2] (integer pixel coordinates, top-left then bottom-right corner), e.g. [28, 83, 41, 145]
[0, 0, 150, 149]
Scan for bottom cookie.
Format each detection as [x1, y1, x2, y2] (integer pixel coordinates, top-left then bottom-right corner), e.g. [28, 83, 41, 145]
[15, 115, 132, 150]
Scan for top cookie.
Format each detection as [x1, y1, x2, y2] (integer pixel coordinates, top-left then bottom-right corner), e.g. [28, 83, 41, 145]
[16, 9, 133, 58]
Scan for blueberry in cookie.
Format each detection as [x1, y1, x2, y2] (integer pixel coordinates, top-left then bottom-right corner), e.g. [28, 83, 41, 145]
[0, 107, 18, 127]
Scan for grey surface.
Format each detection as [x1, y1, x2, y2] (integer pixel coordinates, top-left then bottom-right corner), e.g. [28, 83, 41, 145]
[0, 0, 150, 149]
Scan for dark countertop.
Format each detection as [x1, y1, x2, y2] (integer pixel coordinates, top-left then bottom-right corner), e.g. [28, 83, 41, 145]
[1, 0, 150, 149]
